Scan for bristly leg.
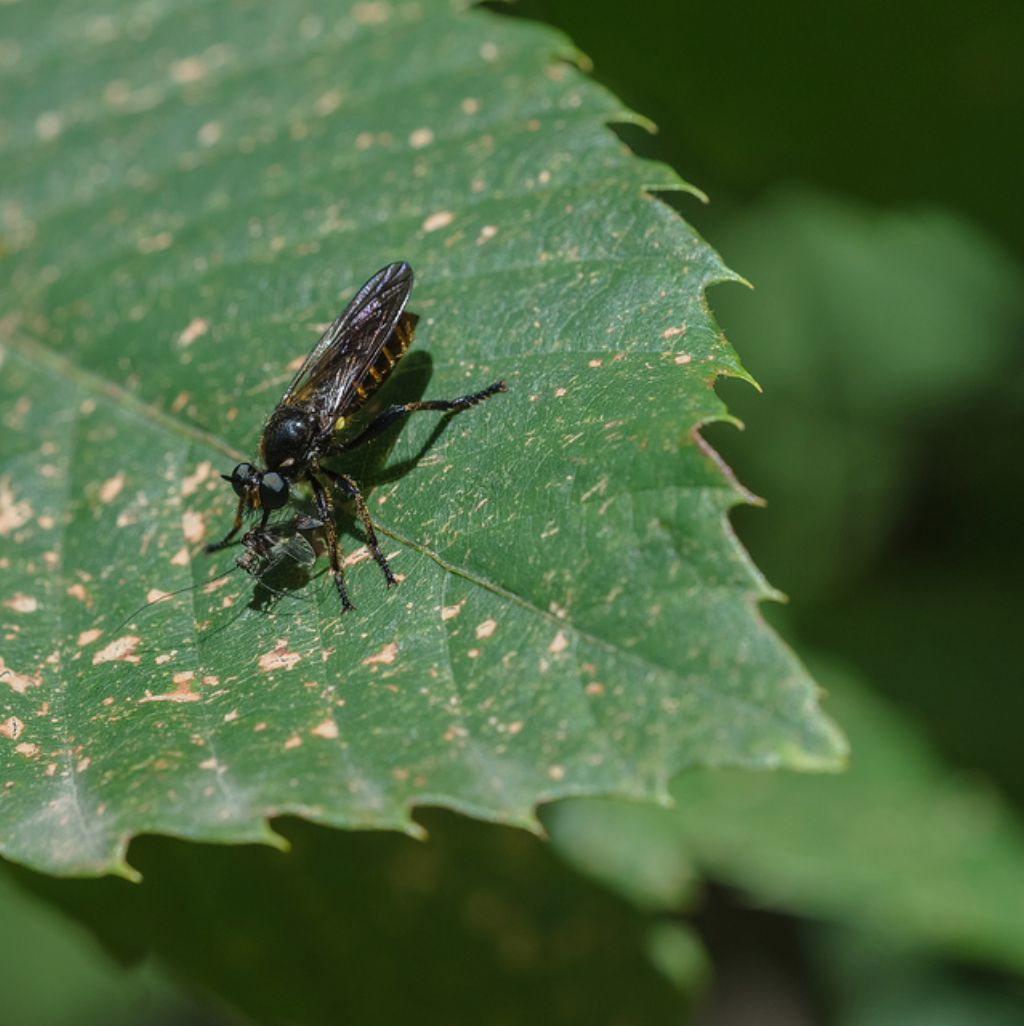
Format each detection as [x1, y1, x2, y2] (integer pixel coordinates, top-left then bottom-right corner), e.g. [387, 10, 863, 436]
[337, 380, 506, 453]
[321, 467, 396, 587]
[309, 473, 354, 612]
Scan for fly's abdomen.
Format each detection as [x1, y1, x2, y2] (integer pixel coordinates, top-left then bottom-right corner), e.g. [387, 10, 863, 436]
[349, 312, 418, 410]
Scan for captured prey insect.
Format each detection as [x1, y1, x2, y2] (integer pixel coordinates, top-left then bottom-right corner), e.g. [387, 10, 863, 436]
[234, 514, 321, 579]
[207, 262, 506, 611]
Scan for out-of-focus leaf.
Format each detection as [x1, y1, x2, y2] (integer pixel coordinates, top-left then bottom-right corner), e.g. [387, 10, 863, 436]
[548, 661, 1024, 974]
[813, 927, 1024, 1026]
[13, 812, 690, 1026]
[0, 865, 211, 1026]
[705, 191, 1024, 599]
[0, 0, 843, 878]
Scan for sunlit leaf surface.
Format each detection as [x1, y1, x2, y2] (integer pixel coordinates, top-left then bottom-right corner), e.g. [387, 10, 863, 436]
[0, 0, 843, 876]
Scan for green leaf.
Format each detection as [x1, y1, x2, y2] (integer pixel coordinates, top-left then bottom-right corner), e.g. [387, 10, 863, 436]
[706, 191, 1024, 601]
[10, 812, 693, 1025]
[0, 0, 843, 877]
[0, 866, 202, 1026]
[549, 661, 1024, 974]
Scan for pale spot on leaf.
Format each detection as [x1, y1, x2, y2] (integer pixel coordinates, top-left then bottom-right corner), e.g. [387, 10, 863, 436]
[92, 635, 141, 665]
[4, 593, 37, 613]
[408, 127, 434, 149]
[181, 461, 213, 497]
[98, 471, 126, 504]
[259, 640, 302, 672]
[548, 631, 569, 655]
[0, 476, 32, 536]
[311, 719, 339, 739]
[362, 642, 398, 666]
[1, 716, 24, 740]
[422, 210, 455, 233]
[177, 317, 210, 347]
[182, 509, 205, 543]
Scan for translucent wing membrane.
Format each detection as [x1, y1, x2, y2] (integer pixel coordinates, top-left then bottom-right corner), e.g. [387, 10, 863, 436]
[279, 262, 415, 430]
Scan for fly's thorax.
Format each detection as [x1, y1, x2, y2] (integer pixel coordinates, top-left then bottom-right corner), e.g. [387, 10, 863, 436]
[260, 405, 317, 471]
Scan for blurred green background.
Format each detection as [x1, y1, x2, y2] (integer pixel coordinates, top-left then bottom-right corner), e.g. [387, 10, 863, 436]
[515, 0, 1024, 1019]
[5, 0, 1023, 1022]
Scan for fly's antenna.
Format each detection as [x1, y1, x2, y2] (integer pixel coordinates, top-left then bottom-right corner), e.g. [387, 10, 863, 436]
[109, 565, 241, 634]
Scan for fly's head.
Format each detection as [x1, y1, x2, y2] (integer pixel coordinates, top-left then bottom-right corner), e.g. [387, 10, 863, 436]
[222, 462, 291, 514]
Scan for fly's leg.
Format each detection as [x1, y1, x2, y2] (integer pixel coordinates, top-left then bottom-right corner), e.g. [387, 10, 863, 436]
[337, 380, 506, 452]
[205, 495, 246, 553]
[320, 468, 396, 587]
[309, 473, 354, 612]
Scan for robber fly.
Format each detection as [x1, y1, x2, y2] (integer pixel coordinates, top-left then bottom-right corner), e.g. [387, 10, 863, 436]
[206, 262, 506, 611]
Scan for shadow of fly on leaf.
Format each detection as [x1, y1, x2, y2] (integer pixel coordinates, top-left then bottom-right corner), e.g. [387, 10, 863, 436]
[205, 262, 506, 612]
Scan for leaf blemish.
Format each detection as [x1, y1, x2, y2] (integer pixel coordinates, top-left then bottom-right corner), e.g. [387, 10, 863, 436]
[180, 460, 213, 497]
[259, 640, 302, 672]
[408, 126, 434, 149]
[181, 509, 205, 544]
[0, 716, 24, 740]
[138, 671, 199, 703]
[76, 628, 101, 647]
[0, 476, 33, 536]
[362, 642, 398, 667]
[475, 619, 497, 640]
[548, 631, 569, 655]
[4, 593, 37, 613]
[91, 635, 141, 665]
[177, 317, 210, 348]
[311, 719, 339, 740]
[422, 210, 455, 233]
[0, 658, 41, 693]
[98, 471, 126, 504]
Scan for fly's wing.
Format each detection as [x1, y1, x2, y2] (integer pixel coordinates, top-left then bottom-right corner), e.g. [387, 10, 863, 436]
[279, 262, 414, 431]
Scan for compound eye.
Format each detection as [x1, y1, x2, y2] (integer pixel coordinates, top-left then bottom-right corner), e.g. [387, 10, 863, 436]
[229, 463, 256, 497]
[259, 472, 289, 510]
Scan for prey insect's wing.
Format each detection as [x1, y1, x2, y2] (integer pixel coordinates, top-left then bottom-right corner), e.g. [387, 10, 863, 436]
[276, 532, 318, 570]
[279, 262, 414, 429]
